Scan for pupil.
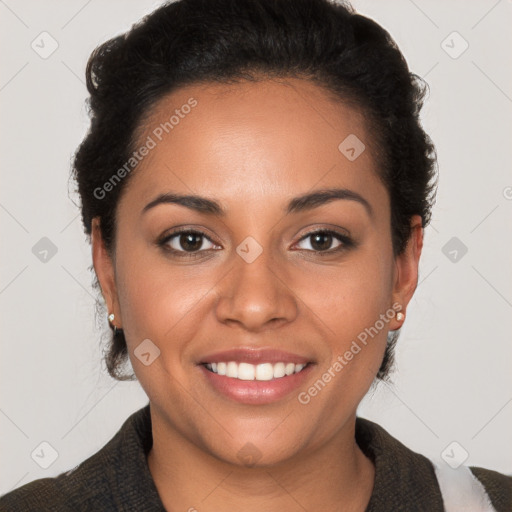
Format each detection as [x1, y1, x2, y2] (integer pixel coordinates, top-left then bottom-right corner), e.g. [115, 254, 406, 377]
[311, 233, 332, 251]
[181, 233, 202, 251]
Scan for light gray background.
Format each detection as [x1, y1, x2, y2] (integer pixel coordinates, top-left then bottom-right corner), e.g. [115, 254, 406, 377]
[1, 0, 511, 495]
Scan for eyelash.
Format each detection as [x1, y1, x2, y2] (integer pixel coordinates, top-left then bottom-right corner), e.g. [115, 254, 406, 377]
[157, 227, 355, 259]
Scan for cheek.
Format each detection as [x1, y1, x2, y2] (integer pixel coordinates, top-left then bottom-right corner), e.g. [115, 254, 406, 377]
[287, 251, 395, 447]
[300, 247, 394, 342]
[114, 241, 225, 384]
[297, 239, 395, 386]
[116, 254, 208, 342]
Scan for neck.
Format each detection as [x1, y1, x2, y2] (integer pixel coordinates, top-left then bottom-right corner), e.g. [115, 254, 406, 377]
[147, 412, 375, 512]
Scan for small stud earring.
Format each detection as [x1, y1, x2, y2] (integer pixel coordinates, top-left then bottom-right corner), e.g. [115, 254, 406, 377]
[108, 313, 115, 323]
[396, 312, 405, 322]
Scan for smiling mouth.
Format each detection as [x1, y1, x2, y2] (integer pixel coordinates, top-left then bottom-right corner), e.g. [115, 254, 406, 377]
[203, 361, 309, 381]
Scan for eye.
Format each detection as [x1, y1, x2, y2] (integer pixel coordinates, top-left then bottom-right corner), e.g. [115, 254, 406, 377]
[294, 229, 353, 253]
[159, 229, 219, 256]
[157, 227, 354, 258]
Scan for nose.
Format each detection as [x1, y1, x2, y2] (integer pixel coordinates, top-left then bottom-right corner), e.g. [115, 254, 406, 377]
[215, 246, 298, 332]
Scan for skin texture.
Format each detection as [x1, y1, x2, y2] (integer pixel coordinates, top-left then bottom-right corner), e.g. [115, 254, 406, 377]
[92, 77, 423, 511]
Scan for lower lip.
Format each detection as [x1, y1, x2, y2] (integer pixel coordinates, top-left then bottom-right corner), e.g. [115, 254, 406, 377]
[199, 364, 314, 405]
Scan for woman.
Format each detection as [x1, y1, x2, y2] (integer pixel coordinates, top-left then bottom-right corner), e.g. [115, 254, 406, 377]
[1, 0, 510, 510]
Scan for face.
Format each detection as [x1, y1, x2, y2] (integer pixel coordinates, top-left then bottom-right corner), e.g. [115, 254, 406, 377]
[93, 77, 422, 466]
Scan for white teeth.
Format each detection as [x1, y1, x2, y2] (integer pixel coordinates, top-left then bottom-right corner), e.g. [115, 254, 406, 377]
[205, 361, 307, 380]
[217, 362, 226, 375]
[285, 362, 295, 376]
[226, 361, 238, 378]
[255, 363, 274, 381]
[273, 362, 285, 378]
[238, 362, 255, 380]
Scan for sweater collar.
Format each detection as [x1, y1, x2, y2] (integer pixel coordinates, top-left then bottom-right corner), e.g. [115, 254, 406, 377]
[115, 403, 444, 511]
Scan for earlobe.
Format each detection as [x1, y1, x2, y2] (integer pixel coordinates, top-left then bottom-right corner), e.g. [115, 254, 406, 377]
[91, 217, 121, 327]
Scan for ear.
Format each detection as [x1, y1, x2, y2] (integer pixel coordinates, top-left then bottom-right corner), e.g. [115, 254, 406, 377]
[389, 214, 424, 329]
[91, 217, 122, 328]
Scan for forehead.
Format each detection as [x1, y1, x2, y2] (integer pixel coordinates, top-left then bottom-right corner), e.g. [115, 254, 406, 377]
[123, 77, 385, 213]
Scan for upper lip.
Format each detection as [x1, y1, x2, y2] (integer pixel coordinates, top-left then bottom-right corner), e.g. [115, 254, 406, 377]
[199, 347, 313, 365]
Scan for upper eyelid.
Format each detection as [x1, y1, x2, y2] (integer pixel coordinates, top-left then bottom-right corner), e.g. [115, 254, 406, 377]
[297, 226, 350, 240]
[162, 228, 219, 248]
[161, 227, 216, 242]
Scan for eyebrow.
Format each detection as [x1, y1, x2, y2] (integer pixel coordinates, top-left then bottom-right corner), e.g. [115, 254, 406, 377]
[141, 187, 373, 218]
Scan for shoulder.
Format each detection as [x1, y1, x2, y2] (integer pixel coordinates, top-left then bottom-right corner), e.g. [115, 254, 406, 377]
[0, 465, 111, 511]
[0, 477, 60, 511]
[355, 416, 512, 512]
[356, 416, 445, 511]
[0, 436, 122, 512]
[0, 403, 163, 512]
[470, 465, 512, 512]
[0, 473, 83, 512]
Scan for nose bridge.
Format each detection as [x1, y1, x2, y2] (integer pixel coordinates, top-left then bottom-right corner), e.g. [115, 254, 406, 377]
[215, 239, 297, 330]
